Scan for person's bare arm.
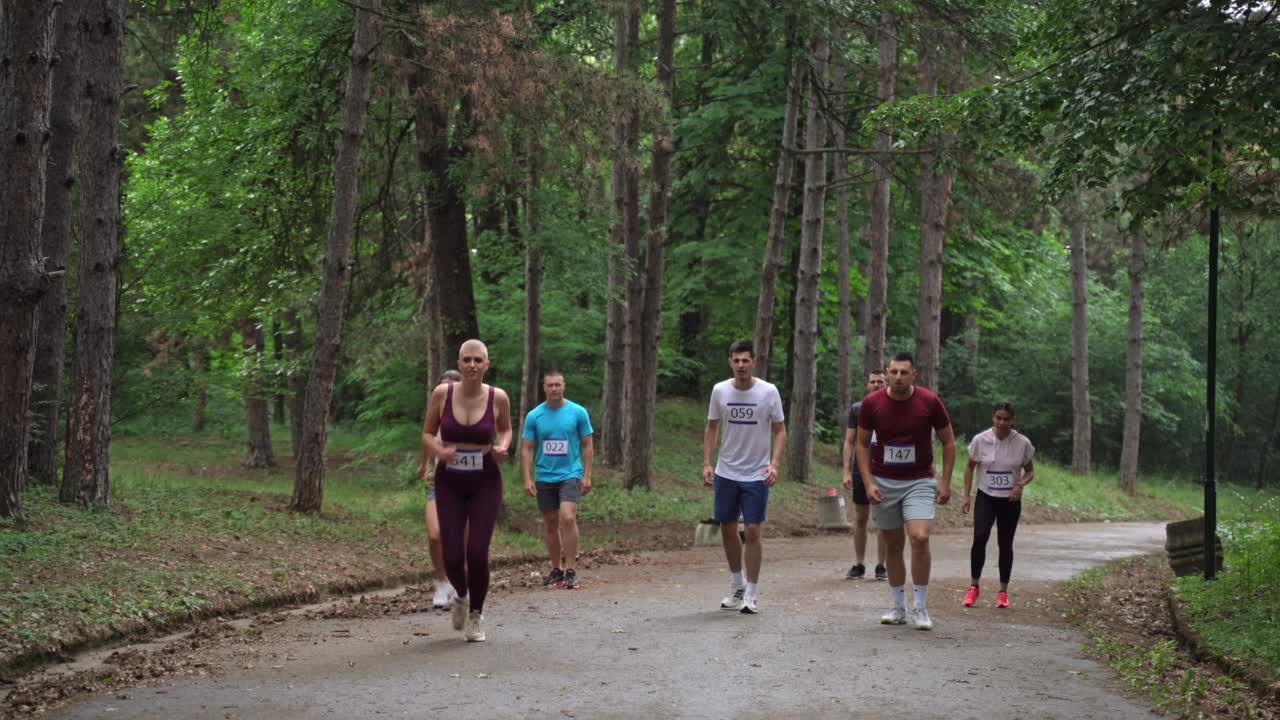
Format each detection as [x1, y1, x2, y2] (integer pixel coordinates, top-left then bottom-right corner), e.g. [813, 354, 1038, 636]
[580, 434, 594, 494]
[702, 420, 720, 486]
[491, 389, 513, 461]
[961, 458, 978, 513]
[765, 422, 786, 486]
[856, 428, 881, 504]
[841, 428, 857, 489]
[1010, 459, 1035, 502]
[521, 439, 536, 496]
[937, 424, 957, 505]
[421, 384, 453, 467]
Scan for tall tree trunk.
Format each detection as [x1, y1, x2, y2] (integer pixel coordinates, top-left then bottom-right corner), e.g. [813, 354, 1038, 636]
[416, 197, 447, 384]
[271, 316, 285, 425]
[862, 12, 897, 378]
[624, 0, 676, 491]
[786, 35, 829, 484]
[1119, 229, 1145, 494]
[63, 0, 125, 509]
[291, 0, 380, 511]
[28, 0, 83, 488]
[285, 309, 306, 460]
[1259, 390, 1280, 490]
[192, 343, 209, 433]
[518, 142, 542, 461]
[752, 22, 802, 381]
[1068, 201, 1091, 475]
[914, 40, 952, 393]
[831, 33, 852, 418]
[0, 0, 56, 516]
[601, 0, 640, 468]
[242, 319, 275, 469]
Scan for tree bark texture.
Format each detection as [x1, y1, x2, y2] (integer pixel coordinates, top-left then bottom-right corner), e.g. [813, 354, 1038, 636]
[285, 309, 306, 459]
[862, 13, 896, 379]
[752, 45, 803, 381]
[271, 316, 286, 425]
[1119, 230, 1145, 494]
[830, 37, 852, 418]
[28, 0, 83, 488]
[242, 320, 275, 469]
[1069, 204, 1092, 475]
[913, 40, 952, 392]
[292, 0, 380, 511]
[0, 0, 56, 515]
[416, 198, 447, 384]
[601, 0, 640, 469]
[786, 35, 829, 484]
[518, 144, 542, 460]
[623, 0, 676, 491]
[62, 0, 125, 509]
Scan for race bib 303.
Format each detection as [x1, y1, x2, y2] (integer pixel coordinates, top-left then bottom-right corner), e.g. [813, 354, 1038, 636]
[986, 470, 1013, 492]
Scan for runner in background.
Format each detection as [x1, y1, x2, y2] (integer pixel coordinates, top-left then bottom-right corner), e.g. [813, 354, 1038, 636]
[420, 369, 463, 609]
[842, 370, 888, 580]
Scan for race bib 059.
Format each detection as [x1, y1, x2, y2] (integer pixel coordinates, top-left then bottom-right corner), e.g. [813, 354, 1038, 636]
[446, 449, 484, 472]
[542, 439, 569, 457]
[883, 444, 916, 465]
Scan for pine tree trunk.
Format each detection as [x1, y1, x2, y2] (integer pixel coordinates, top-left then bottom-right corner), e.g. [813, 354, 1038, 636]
[601, 0, 640, 469]
[291, 0, 380, 511]
[862, 12, 896, 379]
[192, 343, 209, 433]
[518, 144, 542, 454]
[914, 40, 952, 392]
[242, 320, 275, 469]
[752, 24, 802, 381]
[1069, 202, 1091, 475]
[1119, 230, 1145, 494]
[416, 198, 447, 384]
[271, 316, 285, 425]
[786, 35, 829, 484]
[28, 0, 82, 488]
[63, 0, 124, 509]
[0, 0, 56, 516]
[624, 0, 676, 491]
[831, 34, 853, 418]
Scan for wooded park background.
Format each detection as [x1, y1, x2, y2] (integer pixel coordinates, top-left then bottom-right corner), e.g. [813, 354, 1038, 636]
[3, 0, 1279, 519]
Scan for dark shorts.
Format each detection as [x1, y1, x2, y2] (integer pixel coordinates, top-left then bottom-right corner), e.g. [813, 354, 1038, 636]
[536, 478, 582, 513]
[712, 475, 769, 525]
[850, 474, 869, 506]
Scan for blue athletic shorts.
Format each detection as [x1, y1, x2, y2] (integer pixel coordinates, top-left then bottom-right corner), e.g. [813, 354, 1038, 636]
[713, 474, 769, 525]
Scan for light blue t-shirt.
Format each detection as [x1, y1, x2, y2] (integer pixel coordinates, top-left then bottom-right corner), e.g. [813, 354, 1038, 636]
[521, 400, 593, 483]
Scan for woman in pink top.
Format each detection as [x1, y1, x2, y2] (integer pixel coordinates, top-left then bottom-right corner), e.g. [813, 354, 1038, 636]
[960, 401, 1035, 609]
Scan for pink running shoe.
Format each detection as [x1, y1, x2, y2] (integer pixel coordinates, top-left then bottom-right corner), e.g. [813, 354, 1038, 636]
[996, 591, 1009, 609]
[962, 585, 980, 607]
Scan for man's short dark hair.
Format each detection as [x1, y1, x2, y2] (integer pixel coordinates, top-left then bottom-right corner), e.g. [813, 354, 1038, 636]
[542, 369, 565, 381]
[438, 369, 462, 383]
[728, 340, 754, 357]
[890, 351, 914, 366]
[993, 401, 1015, 415]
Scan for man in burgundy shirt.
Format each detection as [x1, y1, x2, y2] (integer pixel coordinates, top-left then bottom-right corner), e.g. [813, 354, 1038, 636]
[855, 352, 956, 630]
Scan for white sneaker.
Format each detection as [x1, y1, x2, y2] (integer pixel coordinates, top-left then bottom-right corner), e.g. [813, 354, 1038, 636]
[879, 606, 907, 625]
[432, 580, 456, 609]
[911, 607, 933, 631]
[464, 610, 486, 642]
[739, 592, 759, 615]
[451, 595, 469, 631]
[720, 586, 745, 610]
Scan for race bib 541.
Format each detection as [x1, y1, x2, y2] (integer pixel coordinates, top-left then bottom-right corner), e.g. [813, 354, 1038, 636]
[446, 449, 484, 472]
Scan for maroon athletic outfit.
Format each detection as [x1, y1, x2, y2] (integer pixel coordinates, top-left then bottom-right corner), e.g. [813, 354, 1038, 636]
[435, 383, 503, 613]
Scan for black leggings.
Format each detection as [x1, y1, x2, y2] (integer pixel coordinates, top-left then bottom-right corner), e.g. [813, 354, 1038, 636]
[970, 490, 1022, 585]
[435, 457, 502, 613]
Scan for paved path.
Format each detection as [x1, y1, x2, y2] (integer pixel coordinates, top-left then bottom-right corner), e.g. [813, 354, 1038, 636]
[53, 522, 1166, 719]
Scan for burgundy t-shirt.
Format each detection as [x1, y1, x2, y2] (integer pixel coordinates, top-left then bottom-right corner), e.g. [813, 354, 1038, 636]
[857, 386, 951, 480]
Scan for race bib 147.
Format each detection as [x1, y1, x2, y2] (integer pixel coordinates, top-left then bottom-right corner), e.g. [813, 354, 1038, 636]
[883, 444, 916, 465]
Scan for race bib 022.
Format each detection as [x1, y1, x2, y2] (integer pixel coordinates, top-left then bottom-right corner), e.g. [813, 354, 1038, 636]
[542, 439, 569, 457]
[883, 444, 916, 465]
[446, 449, 484, 472]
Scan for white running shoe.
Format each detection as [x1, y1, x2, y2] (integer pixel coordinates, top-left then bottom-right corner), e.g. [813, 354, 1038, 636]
[879, 606, 907, 625]
[451, 595, 469, 631]
[464, 610, 486, 642]
[911, 607, 933, 631]
[720, 586, 745, 610]
[432, 580, 456, 609]
[739, 592, 759, 615]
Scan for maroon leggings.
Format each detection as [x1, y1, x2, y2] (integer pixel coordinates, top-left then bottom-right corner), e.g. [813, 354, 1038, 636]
[434, 456, 502, 613]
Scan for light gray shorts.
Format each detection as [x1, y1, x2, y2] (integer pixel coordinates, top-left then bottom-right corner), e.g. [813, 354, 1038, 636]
[869, 476, 936, 530]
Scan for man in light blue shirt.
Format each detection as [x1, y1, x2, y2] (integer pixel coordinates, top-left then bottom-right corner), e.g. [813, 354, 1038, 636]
[521, 370, 594, 589]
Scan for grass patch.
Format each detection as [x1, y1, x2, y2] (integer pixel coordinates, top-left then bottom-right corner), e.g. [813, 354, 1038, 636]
[1174, 496, 1280, 683]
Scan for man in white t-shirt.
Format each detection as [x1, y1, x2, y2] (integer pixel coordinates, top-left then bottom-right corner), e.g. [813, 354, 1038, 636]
[702, 340, 787, 614]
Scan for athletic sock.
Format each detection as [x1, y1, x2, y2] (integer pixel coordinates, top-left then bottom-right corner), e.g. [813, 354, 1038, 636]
[890, 585, 906, 610]
[731, 571, 745, 588]
[912, 584, 928, 610]
[744, 581, 757, 597]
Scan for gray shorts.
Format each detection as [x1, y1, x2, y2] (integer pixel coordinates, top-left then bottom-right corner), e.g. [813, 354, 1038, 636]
[869, 475, 936, 530]
[536, 478, 582, 513]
